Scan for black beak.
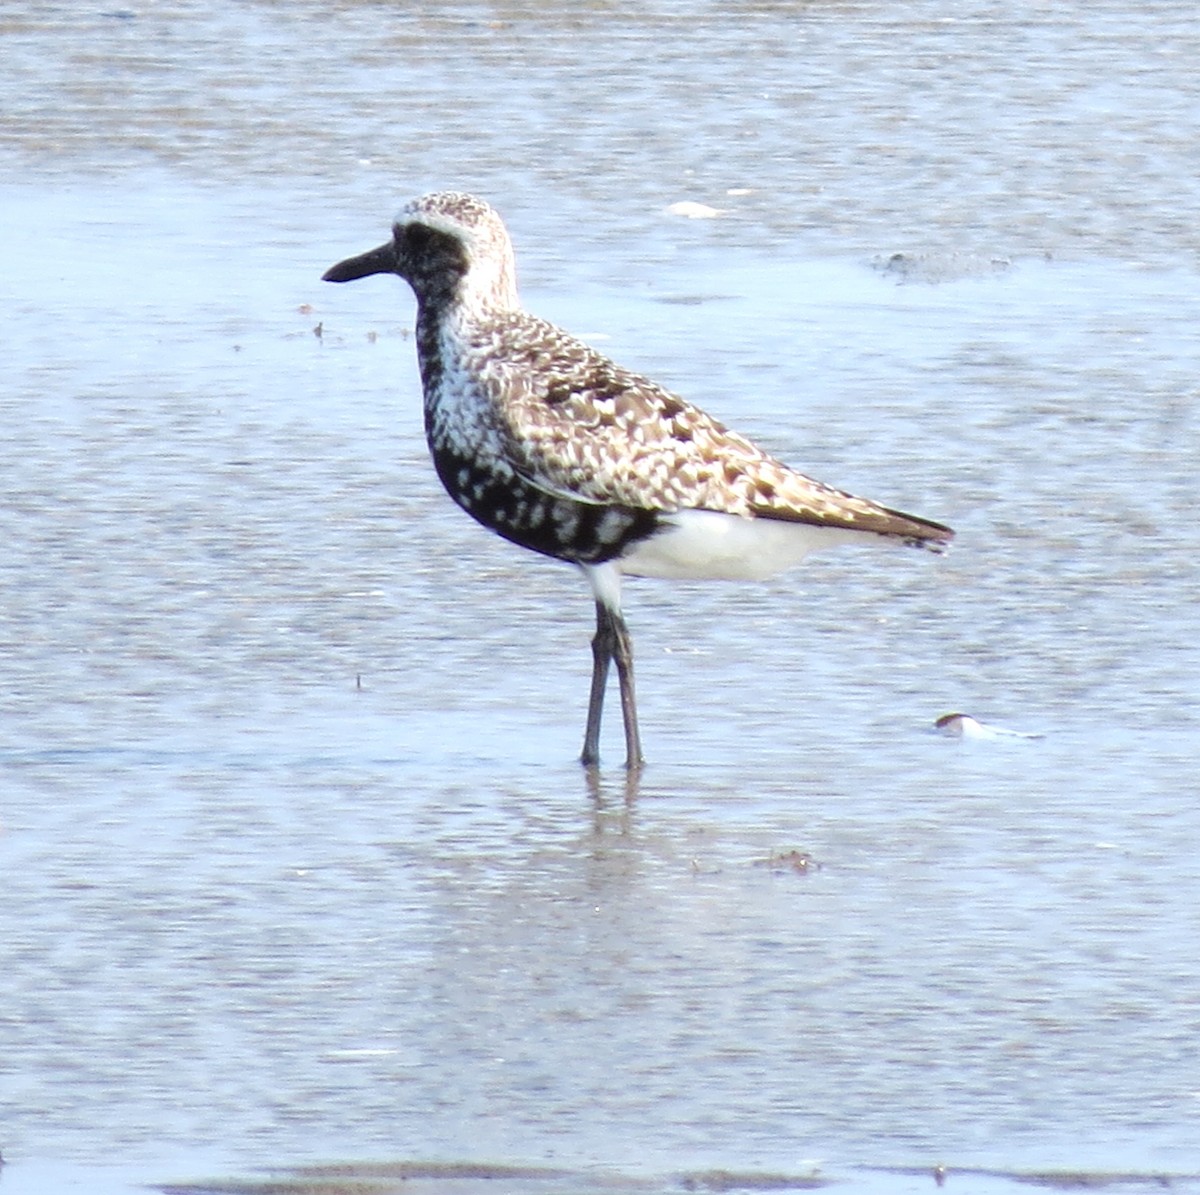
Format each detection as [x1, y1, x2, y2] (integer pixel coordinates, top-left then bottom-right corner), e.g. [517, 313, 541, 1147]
[322, 241, 398, 283]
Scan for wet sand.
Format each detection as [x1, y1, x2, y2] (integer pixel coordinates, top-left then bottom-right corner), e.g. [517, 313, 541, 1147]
[3, 2, 1200, 1192]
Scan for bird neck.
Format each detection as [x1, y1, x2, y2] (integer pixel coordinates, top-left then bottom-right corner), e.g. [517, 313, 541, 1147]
[413, 296, 488, 408]
[412, 267, 518, 330]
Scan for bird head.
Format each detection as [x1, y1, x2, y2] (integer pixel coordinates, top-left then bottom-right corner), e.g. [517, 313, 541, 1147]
[323, 191, 519, 313]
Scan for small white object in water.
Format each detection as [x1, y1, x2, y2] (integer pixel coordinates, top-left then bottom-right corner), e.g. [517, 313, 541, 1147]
[666, 200, 723, 219]
[935, 712, 1043, 740]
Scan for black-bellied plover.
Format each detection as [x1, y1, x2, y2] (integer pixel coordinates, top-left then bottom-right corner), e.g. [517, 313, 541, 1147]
[323, 192, 953, 770]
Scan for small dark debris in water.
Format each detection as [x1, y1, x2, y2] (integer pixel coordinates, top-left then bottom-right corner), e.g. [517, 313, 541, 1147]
[655, 292, 734, 306]
[754, 850, 821, 874]
[871, 250, 1013, 283]
[100, 9, 137, 18]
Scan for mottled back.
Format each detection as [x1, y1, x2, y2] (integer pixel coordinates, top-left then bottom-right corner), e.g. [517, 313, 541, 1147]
[349, 190, 952, 551]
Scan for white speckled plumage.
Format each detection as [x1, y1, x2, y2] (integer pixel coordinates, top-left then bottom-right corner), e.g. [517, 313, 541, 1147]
[323, 191, 954, 768]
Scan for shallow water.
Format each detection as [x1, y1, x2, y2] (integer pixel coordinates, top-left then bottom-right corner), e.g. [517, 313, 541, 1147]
[2, 2, 1200, 1193]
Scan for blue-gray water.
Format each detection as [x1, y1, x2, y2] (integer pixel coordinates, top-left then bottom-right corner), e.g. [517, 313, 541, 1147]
[2, 3, 1199, 1194]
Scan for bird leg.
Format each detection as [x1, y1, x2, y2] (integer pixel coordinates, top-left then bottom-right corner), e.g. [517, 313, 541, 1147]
[581, 602, 612, 767]
[581, 601, 643, 771]
[610, 607, 644, 771]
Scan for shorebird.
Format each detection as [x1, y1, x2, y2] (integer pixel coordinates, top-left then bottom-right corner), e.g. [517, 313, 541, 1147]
[323, 192, 953, 769]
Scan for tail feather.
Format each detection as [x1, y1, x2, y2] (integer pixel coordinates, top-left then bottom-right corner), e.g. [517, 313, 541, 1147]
[879, 505, 955, 551]
[752, 498, 955, 551]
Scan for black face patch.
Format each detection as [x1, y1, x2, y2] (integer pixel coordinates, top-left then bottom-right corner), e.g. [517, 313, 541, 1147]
[398, 224, 471, 305]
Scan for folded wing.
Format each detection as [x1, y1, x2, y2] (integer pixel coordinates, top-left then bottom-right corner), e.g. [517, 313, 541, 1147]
[466, 311, 953, 548]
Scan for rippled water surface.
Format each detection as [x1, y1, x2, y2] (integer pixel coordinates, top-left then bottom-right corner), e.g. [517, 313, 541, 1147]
[2, 3, 1200, 1193]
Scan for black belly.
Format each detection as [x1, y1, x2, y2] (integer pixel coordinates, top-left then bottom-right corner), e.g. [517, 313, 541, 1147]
[430, 444, 660, 565]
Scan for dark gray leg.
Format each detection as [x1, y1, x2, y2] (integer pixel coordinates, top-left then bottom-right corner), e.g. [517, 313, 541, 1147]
[610, 609, 643, 770]
[581, 601, 611, 767]
[580, 601, 643, 771]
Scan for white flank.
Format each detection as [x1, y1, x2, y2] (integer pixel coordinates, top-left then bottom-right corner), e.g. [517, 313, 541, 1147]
[619, 509, 879, 582]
